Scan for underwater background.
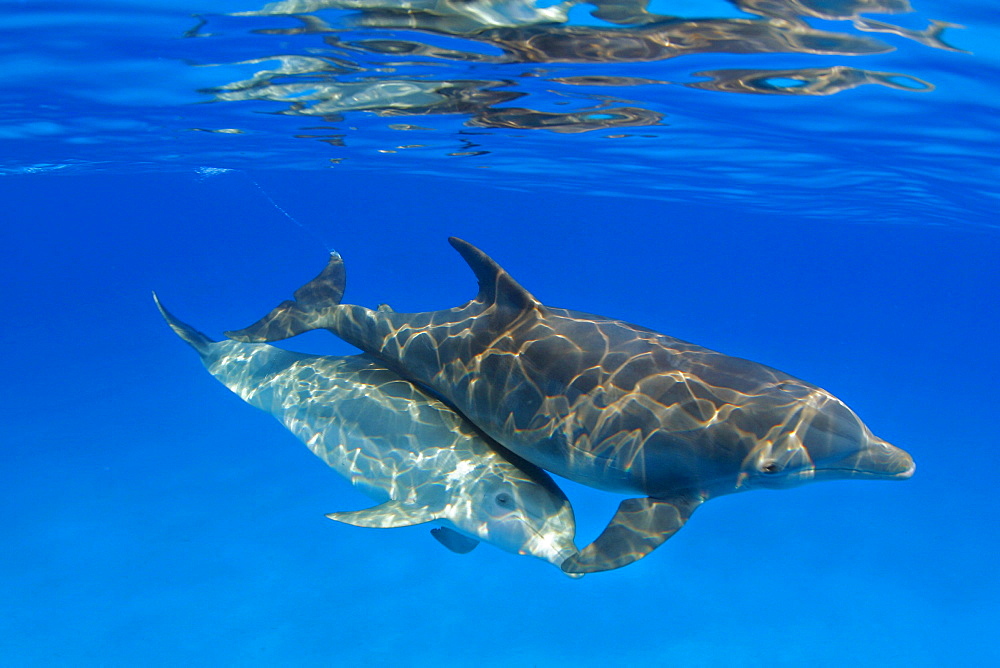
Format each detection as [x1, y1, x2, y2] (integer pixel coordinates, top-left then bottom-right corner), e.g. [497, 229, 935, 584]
[2, 0, 997, 665]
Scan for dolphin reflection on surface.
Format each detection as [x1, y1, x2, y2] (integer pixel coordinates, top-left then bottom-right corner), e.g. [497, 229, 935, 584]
[190, 0, 955, 142]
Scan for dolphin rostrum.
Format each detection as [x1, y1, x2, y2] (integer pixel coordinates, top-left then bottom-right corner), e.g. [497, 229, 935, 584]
[154, 293, 578, 570]
[226, 239, 915, 574]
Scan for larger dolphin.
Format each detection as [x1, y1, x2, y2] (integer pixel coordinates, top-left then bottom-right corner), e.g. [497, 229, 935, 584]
[155, 294, 578, 570]
[227, 239, 915, 574]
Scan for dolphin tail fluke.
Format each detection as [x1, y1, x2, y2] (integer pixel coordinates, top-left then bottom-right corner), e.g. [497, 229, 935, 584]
[153, 292, 216, 354]
[561, 495, 702, 574]
[226, 252, 345, 343]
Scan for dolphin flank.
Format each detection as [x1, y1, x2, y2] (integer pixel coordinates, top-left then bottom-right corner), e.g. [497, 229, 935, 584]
[226, 239, 915, 574]
[155, 292, 579, 571]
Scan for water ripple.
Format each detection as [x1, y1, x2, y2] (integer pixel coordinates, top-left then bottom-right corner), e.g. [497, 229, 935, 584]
[1, 0, 993, 228]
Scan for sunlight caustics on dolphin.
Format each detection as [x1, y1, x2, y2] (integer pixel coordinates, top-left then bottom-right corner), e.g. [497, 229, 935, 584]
[154, 293, 579, 571]
[226, 239, 915, 574]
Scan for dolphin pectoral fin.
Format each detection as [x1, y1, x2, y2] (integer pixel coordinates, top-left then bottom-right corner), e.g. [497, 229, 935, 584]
[325, 500, 441, 529]
[430, 527, 480, 554]
[225, 252, 346, 343]
[561, 495, 701, 574]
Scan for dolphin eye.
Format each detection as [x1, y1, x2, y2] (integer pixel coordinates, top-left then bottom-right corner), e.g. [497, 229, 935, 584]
[760, 462, 782, 474]
[495, 492, 514, 507]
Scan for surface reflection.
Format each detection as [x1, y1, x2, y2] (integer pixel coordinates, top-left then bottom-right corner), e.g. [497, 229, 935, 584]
[196, 0, 958, 146]
[688, 66, 933, 95]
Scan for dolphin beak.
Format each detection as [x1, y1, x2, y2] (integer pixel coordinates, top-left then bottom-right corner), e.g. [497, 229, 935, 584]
[817, 435, 915, 480]
[801, 400, 915, 481]
[533, 536, 582, 577]
[556, 547, 585, 579]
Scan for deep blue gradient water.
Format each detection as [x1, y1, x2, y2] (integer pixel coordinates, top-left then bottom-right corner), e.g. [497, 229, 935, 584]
[2, 0, 997, 665]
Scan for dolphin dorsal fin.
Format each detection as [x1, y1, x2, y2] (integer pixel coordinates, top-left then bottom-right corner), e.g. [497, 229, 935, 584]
[448, 237, 543, 314]
[325, 500, 442, 528]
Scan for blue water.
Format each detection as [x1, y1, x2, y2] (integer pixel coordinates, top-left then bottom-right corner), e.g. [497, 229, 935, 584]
[2, 0, 997, 665]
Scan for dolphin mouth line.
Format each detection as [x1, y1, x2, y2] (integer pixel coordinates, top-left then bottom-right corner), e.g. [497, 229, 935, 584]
[513, 515, 579, 566]
[815, 464, 915, 479]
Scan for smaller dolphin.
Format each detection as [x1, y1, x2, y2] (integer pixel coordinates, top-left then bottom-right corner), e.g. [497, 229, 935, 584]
[154, 294, 578, 571]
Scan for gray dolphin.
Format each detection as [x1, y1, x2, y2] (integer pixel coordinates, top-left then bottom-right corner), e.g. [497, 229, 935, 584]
[226, 239, 915, 574]
[154, 294, 579, 570]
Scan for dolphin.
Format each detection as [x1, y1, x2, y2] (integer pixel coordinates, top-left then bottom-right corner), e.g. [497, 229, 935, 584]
[225, 239, 915, 574]
[154, 293, 579, 571]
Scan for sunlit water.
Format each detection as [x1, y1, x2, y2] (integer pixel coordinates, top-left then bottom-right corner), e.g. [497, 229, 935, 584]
[2, 0, 997, 665]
